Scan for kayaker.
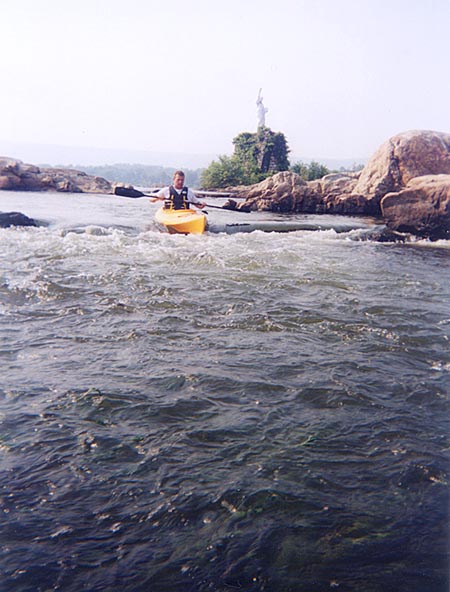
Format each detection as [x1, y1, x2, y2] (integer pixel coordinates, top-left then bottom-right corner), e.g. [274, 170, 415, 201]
[154, 171, 205, 210]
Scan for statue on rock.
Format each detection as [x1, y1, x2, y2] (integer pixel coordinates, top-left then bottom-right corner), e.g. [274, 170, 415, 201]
[256, 88, 268, 129]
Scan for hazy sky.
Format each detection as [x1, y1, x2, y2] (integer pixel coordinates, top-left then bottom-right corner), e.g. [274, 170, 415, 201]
[0, 0, 449, 165]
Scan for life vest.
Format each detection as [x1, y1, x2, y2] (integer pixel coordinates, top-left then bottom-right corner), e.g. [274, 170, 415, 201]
[166, 186, 189, 210]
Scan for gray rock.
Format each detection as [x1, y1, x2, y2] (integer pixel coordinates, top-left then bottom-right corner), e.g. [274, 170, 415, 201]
[0, 211, 38, 228]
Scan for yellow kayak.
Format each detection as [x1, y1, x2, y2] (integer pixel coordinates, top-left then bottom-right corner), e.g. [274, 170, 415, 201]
[154, 206, 207, 235]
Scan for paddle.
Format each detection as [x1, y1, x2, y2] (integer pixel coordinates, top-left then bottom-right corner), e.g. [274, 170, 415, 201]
[114, 186, 209, 213]
[114, 186, 157, 198]
[113, 186, 247, 212]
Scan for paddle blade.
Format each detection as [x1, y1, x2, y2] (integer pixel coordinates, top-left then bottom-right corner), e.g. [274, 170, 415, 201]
[114, 186, 146, 198]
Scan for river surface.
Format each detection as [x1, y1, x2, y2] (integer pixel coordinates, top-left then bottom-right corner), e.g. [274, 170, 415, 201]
[1, 191, 449, 591]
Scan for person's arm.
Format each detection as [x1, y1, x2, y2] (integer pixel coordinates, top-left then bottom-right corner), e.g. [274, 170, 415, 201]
[187, 188, 206, 208]
[149, 187, 169, 203]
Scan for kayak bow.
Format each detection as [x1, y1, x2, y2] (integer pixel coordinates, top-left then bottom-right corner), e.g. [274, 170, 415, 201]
[154, 206, 207, 235]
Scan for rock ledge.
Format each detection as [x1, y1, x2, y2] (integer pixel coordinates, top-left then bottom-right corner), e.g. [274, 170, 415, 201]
[0, 157, 112, 194]
[228, 130, 450, 239]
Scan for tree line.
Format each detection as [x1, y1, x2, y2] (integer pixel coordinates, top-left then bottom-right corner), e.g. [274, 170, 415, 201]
[74, 134, 363, 189]
[73, 164, 203, 188]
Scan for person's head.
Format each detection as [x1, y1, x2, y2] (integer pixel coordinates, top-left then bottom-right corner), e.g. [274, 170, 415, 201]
[172, 171, 185, 190]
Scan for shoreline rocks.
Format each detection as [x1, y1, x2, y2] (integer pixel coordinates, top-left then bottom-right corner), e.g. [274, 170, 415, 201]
[0, 157, 112, 194]
[228, 170, 369, 215]
[227, 130, 450, 239]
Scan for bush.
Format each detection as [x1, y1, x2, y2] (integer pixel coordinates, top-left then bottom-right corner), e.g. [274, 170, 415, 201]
[201, 156, 245, 189]
[201, 128, 290, 189]
[291, 160, 330, 181]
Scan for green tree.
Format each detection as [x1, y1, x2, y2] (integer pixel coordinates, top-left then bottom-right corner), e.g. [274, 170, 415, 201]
[200, 156, 245, 189]
[291, 160, 330, 181]
[201, 128, 290, 189]
[72, 164, 204, 187]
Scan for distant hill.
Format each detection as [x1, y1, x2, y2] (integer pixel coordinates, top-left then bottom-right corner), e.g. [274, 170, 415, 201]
[290, 155, 367, 171]
[0, 140, 218, 170]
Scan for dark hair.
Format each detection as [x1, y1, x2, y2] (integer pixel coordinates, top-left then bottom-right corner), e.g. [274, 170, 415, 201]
[173, 170, 185, 178]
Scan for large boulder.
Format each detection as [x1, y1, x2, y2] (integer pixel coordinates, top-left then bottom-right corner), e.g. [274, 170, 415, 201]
[381, 174, 450, 239]
[310, 172, 367, 214]
[0, 157, 112, 194]
[233, 171, 318, 212]
[352, 130, 450, 212]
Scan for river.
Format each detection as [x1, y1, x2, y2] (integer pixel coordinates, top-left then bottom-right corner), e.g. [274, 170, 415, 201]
[1, 191, 449, 591]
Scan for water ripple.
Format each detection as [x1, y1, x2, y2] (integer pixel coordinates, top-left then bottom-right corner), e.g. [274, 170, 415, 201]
[0, 198, 449, 591]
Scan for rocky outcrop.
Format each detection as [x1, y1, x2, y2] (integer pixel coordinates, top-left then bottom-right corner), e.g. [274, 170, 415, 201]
[310, 172, 367, 214]
[229, 170, 367, 215]
[231, 130, 450, 238]
[231, 171, 315, 212]
[381, 174, 450, 239]
[0, 157, 112, 194]
[352, 130, 450, 211]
